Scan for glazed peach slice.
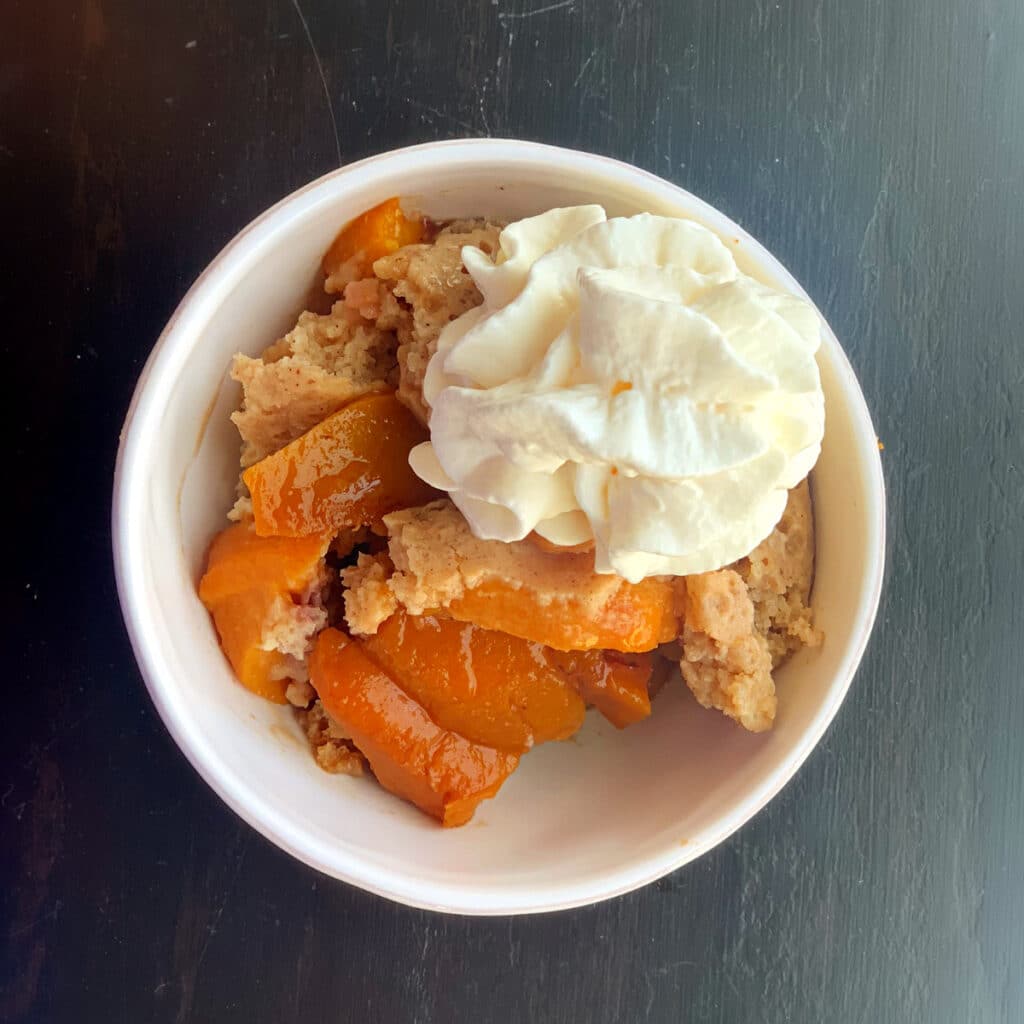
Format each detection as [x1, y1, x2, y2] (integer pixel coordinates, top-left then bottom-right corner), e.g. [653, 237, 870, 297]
[361, 610, 586, 753]
[322, 197, 426, 285]
[549, 650, 654, 729]
[309, 628, 518, 827]
[446, 576, 677, 654]
[199, 522, 330, 703]
[243, 392, 436, 538]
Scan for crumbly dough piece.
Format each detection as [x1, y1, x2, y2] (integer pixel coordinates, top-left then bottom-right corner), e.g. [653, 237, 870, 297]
[340, 552, 398, 635]
[285, 679, 316, 707]
[296, 701, 366, 776]
[678, 482, 821, 732]
[227, 493, 253, 522]
[342, 499, 630, 636]
[373, 221, 501, 423]
[230, 301, 398, 467]
[261, 597, 329, 663]
[259, 561, 332, 676]
[734, 480, 821, 665]
[678, 569, 776, 732]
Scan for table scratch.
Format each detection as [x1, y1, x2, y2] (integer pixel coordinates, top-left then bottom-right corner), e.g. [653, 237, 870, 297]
[498, 0, 575, 23]
[573, 47, 597, 88]
[288, 0, 342, 165]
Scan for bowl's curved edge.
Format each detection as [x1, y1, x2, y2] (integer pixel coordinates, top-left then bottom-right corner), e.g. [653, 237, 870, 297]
[112, 138, 887, 915]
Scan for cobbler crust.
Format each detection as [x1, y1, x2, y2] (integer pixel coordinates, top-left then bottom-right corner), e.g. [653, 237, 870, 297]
[372, 221, 502, 424]
[230, 302, 397, 467]
[677, 482, 821, 731]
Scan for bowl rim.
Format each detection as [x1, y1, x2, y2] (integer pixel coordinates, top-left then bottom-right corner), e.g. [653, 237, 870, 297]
[112, 138, 886, 915]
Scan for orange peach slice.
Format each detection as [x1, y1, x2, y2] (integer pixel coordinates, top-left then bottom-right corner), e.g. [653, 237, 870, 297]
[446, 573, 677, 653]
[549, 650, 654, 729]
[322, 197, 426, 285]
[361, 610, 586, 753]
[309, 628, 518, 826]
[243, 392, 436, 538]
[198, 523, 329, 702]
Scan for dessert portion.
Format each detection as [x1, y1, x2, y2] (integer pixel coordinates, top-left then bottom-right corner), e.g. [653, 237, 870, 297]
[198, 198, 824, 827]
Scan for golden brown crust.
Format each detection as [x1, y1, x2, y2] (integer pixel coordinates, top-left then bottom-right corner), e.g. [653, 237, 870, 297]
[678, 570, 776, 732]
[255, 560, 333, 673]
[340, 553, 398, 636]
[677, 483, 821, 732]
[372, 221, 501, 424]
[733, 480, 821, 665]
[296, 701, 366, 776]
[230, 302, 398, 467]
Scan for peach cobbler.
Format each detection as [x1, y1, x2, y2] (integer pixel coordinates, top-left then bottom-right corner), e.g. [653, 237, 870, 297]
[199, 198, 824, 826]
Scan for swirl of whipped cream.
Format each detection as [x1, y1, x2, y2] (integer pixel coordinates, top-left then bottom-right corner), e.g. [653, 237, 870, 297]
[408, 206, 824, 583]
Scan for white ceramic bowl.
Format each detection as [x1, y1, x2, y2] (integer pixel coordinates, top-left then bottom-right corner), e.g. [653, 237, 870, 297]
[113, 140, 884, 915]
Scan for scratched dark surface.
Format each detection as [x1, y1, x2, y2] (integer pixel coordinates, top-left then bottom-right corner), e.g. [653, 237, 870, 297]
[2, 0, 1023, 1021]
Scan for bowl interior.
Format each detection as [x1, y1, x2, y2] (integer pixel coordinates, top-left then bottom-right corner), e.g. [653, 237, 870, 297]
[116, 143, 883, 914]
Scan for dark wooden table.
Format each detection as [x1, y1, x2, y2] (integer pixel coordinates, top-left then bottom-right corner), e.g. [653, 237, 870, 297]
[4, 0, 1022, 1021]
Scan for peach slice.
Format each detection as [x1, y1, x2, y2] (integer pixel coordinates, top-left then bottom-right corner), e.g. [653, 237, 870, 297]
[243, 392, 436, 538]
[198, 523, 329, 702]
[322, 197, 426, 284]
[548, 649, 654, 729]
[309, 628, 518, 827]
[446, 573, 677, 653]
[361, 610, 586, 753]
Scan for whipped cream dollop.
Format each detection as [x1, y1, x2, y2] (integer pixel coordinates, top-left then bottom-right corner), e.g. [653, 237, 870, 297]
[409, 206, 824, 583]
